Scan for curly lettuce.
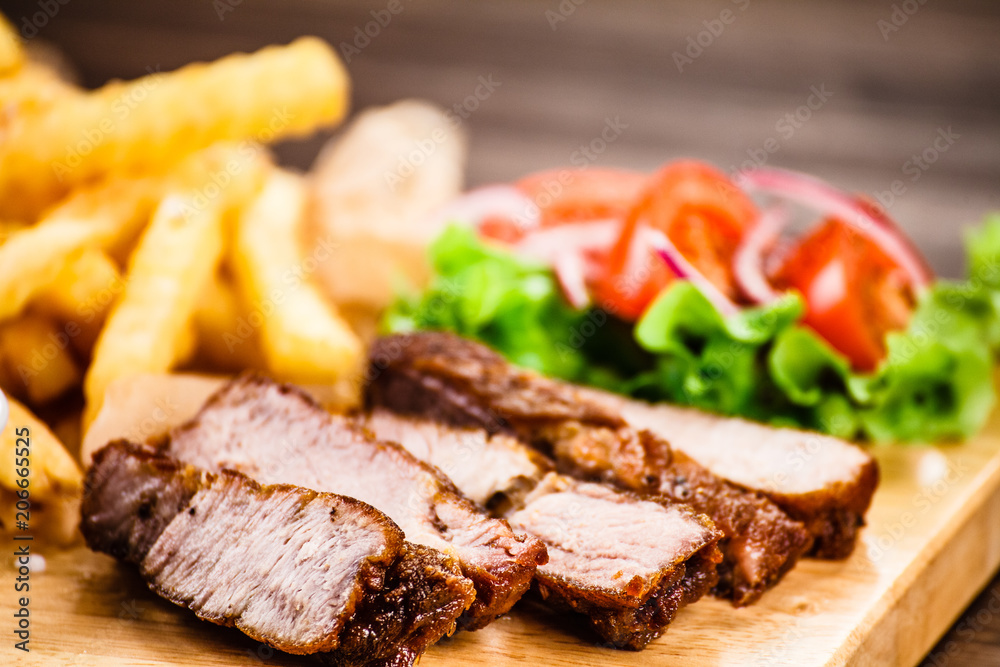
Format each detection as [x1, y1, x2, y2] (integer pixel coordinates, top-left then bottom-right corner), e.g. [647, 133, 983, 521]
[385, 217, 1000, 443]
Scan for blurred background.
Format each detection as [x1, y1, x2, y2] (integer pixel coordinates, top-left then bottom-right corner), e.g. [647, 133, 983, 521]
[0, 0, 996, 277]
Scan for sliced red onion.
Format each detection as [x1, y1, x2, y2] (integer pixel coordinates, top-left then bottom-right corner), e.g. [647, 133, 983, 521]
[732, 206, 790, 304]
[425, 185, 540, 232]
[516, 221, 623, 309]
[513, 219, 621, 262]
[552, 252, 591, 310]
[738, 168, 933, 291]
[643, 228, 740, 316]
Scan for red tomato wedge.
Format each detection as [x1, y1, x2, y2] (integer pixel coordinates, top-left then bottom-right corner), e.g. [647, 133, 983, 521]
[771, 215, 917, 371]
[595, 161, 759, 320]
[479, 168, 647, 244]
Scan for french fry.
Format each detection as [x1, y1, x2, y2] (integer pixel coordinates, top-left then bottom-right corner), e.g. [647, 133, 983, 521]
[193, 271, 267, 371]
[0, 176, 160, 321]
[0, 37, 349, 219]
[174, 323, 198, 368]
[0, 314, 82, 405]
[0, 61, 78, 125]
[0, 13, 24, 76]
[0, 396, 82, 498]
[32, 249, 123, 356]
[0, 144, 266, 323]
[81, 151, 266, 428]
[83, 192, 225, 427]
[232, 170, 362, 386]
[52, 408, 83, 461]
[0, 219, 27, 244]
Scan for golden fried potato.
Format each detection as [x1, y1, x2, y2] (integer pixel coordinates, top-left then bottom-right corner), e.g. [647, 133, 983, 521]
[0, 314, 82, 405]
[0, 61, 78, 127]
[51, 408, 83, 460]
[0, 176, 160, 322]
[33, 249, 123, 356]
[0, 37, 349, 219]
[0, 13, 23, 76]
[82, 193, 226, 428]
[0, 396, 82, 498]
[232, 169, 362, 386]
[0, 219, 27, 243]
[82, 153, 267, 429]
[0, 143, 268, 323]
[193, 271, 267, 372]
[174, 323, 198, 368]
[0, 395, 83, 545]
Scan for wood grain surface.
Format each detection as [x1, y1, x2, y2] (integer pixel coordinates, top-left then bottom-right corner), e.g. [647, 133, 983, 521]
[3, 372, 999, 667]
[0, 1, 998, 663]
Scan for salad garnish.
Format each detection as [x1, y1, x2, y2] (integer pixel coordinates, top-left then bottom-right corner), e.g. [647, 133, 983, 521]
[387, 160, 1000, 443]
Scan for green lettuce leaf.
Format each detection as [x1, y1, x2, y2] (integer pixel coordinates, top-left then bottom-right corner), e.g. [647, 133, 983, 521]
[386, 216, 1000, 443]
[382, 225, 593, 380]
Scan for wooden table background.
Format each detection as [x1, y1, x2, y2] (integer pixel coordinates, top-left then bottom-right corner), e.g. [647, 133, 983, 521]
[0, 0, 998, 664]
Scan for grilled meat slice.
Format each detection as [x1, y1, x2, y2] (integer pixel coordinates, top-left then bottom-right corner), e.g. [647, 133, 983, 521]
[604, 397, 879, 559]
[361, 409, 722, 648]
[511, 474, 721, 650]
[81, 441, 474, 667]
[366, 332, 815, 605]
[362, 408, 551, 514]
[166, 374, 547, 630]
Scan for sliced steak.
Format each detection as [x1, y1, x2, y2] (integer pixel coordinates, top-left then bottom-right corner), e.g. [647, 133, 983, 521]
[166, 374, 547, 630]
[511, 474, 720, 649]
[366, 332, 815, 605]
[80, 441, 474, 667]
[602, 397, 880, 559]
[361, 408, 722, 649]
[362, 408, 551, 514]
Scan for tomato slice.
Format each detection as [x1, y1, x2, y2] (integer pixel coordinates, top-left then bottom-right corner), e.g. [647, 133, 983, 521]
[595, 161, 758, 320]
[771, 216, 916, 371]
[518, 168, 648, 227]
[479, 168, 647, 244]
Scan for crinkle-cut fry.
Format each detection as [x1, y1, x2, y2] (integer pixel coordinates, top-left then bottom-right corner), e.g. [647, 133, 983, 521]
[193, 271, 267, 372]
[0, 219, 27, 243]
[0, 36, 349, 220]
[32, 249, 123, 356]
[0, 314, 82, 405]
[0, 144, 266, 323]
[233, 169, 363, 386]
[83, 194, 225, 428]
[0, 396, 82, 498]
[0, 61, 78, 127]
[0, 176, 160, 322]
[81, 153, 266, 429]
[0, 13, 23, 76]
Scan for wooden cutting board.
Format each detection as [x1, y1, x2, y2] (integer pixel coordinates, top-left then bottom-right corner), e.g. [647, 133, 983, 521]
[6, 373, 1000, 667]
